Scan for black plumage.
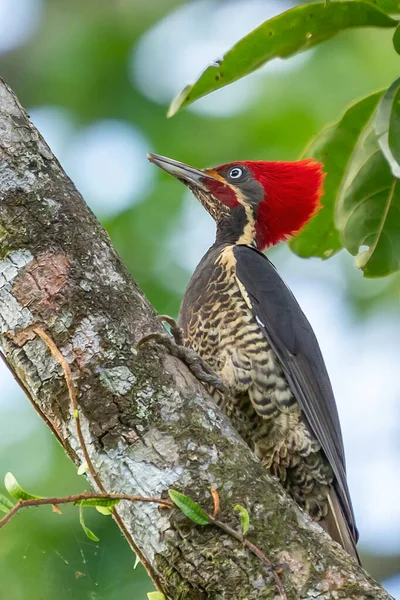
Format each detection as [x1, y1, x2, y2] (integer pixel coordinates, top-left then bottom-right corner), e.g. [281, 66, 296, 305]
[234, 245, 359, 558]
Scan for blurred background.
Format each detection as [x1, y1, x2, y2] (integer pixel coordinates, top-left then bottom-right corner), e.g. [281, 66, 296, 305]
[0, 0, 400, 598]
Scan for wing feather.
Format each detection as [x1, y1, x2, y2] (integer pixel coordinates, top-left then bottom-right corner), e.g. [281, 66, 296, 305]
[234, 245, 358, 551]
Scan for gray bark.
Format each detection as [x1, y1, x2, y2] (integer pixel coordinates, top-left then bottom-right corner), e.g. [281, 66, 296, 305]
[0, 77, 393, 600]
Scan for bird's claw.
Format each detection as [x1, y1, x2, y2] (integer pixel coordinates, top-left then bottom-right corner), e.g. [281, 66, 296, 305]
[136, 331, 174, 350]
[137, 321, 229, 397]
[157, 315, 184, 346]
[136, 314, 183, 350]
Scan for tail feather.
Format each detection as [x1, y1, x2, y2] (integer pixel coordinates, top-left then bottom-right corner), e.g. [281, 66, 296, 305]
[320, 489, 361, 564]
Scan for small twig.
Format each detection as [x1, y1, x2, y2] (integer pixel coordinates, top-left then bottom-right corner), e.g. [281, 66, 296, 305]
[32, 327, 90, 472]
[0, 492, 174, 530]
[0, 478, 285, 597]
[209, 516, 287, 600]
[31, 326, 162, 591]
[0, 486, 285, 598]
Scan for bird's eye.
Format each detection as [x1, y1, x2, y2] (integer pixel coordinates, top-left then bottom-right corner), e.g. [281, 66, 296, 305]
[229, 167, 243, 180]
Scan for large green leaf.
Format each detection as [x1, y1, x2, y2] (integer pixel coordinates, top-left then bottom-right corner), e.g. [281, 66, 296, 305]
[168, 2, 397, 116]
[335, 122, 400, 277]
[375, 77, 400, 176]
[290, 91, 383, 259]
[367, 0, 400, 13]
[393, 22, 400, 52]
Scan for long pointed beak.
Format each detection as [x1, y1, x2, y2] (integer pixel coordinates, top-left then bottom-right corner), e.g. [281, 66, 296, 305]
[147, 153, 216, 192]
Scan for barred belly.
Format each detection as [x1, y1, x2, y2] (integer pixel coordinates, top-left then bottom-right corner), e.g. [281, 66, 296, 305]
[180, 260, 333, 520]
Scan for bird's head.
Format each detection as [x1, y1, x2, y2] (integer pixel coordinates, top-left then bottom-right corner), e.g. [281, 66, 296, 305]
[147, 153, 325, 250]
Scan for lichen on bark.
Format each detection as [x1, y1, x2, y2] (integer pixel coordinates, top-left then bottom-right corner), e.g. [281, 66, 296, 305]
[0, 77, 394, 600]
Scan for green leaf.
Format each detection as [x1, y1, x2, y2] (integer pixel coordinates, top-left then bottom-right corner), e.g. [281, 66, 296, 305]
[4, 472, 41, 501]
[393, 22, 400, 53]
[168, 2, 397, 115]
[168, 490, 209, 525]
[376, 77, 400, 177]
[0, 493, 15, 513]
[79, 505, 100, 542]
[79, 496, 119, 516]
[290, 91, 383, 259]
[335, 121, 400, 277]
[147, 593, 166, 600]
[234, 504, 250, 536]
[77, 462, 89, 475]
[133, 553, 141, 570]
[78, 497, 120, 508]
[95, 506, 114, 516]
[367, 0, 400, 13]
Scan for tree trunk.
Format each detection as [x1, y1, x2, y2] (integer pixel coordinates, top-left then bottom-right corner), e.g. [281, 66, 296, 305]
[0, 78, 393, 600]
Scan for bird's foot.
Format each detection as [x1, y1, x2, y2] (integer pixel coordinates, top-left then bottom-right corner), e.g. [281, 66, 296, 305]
[137, 316, 229, 396]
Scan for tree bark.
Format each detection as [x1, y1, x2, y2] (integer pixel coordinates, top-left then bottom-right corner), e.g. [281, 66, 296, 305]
[0, 78, 393, 600]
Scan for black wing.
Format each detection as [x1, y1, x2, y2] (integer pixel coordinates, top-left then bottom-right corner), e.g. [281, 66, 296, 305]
[234, 244, 358, 544]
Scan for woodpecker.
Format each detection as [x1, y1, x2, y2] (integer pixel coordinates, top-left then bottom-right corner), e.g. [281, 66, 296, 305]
[147, 152, 359, 561]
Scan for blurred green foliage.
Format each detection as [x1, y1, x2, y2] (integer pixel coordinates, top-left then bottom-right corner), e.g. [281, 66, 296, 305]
[1, 1, 400, 599]
[170, 1, 400, 277]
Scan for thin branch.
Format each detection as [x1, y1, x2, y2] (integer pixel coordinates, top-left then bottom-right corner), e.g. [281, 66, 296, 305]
[0, 488, 286, 599]
[31, 326, 161, 591]
[32, 327, 92, 478]
[0, 492, 174, 530]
